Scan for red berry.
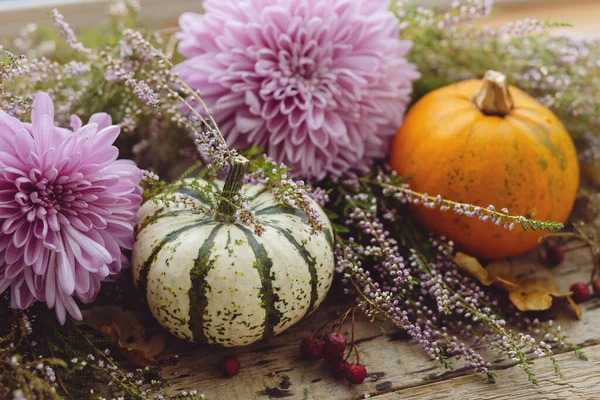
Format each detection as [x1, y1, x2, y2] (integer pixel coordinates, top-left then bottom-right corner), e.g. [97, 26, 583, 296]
[570, 282, 591, 303]
[544, 244, 565, 267]
[330, 359, 348, 379]
[324, 332, 347, 354]
[322, 347, 344, 363]
[345, 363, 367, 384]
[300, 337, 324, 360]
[220, 356, 240, 377]
[593, 278, 600, 296]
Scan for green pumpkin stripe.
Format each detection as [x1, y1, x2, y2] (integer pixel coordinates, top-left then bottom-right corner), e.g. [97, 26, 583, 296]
[249, 187, 269, 201]
[175, 187, 214, 205]
[210, 181, 221, 192]
[236, 224, 283, 339]
[264, 223, 318, 313]
[188, 225, 223, 343]
[256, 205, 334, 248]
[255, 204, 308, 219]
[135, 209, 205, 235]
[137, 221, 213, 299]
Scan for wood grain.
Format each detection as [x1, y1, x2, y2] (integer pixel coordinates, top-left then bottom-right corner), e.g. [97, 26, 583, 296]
[157, 246, 600, 400]
[377, 344, 600, 400]
[157, 1, 600, 397]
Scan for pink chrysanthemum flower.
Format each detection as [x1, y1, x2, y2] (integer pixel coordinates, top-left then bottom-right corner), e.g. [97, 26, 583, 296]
[0, 92, 142, 324]
[175, 0, 420, 180]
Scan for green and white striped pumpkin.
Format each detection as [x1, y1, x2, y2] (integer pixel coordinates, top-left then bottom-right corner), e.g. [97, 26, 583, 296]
[132, 178, 334, 347]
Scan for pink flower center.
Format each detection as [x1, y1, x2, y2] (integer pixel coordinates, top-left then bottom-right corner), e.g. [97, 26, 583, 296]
[14, 170, 87, 224]
[258, 32, 334, 112]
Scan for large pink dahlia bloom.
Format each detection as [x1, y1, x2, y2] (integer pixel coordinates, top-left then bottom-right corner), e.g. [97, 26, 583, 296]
[175, 0, 419, 180]
[0, 92, 142, 323]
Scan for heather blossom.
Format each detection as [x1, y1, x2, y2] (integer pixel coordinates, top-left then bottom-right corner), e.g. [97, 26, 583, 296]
[0, 92, 142, 323]
[333, 178, 563, 381]
[175, 0, 419, 180]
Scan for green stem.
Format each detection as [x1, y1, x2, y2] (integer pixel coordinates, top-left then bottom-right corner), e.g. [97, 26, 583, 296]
[216, 155, 249, 222]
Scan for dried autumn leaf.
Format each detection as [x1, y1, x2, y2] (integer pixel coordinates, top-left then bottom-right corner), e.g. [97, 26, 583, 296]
[453, 252, 493, 286]
[493, 276, 519, 291]
[488, 262, 570, 312]
[517, 277, 560, 294]
[100, 322, 165, 367]
[80, 306, 167, 367]
[565, 296, 583, 320]
[484, 259, 518, 289]
[509, 290, 553, 311]
[454, 253, 582, 317]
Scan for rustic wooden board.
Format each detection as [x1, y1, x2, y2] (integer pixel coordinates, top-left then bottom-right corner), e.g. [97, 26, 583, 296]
[156, 246, 600, 400]
[153, 2, 600, 399]
[378, 343, 600, 400]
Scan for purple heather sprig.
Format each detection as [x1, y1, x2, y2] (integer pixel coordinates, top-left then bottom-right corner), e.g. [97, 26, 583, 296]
[365, 168, 564, 232]
[141, 169, 160, 184]
[50, 9, 92, 57]
[126, 78, 158, 107]
[336, 238, 494, 376]
[0, 50, 27, 82]
[98, 25, 325, 236]
[330, 171, 571, 383]
[308, 187, 329, 208]
[343, 197, 413, 290]
[244, 155, 325, 234]
[114, 28, 235, 168]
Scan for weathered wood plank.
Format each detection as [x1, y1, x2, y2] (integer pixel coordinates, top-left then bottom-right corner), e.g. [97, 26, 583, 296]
[374, 343, 600, 400]
[158, 246, 600, 400]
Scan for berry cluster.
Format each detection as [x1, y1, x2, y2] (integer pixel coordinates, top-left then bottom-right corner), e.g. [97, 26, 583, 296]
[300, 332, 367, 385]
[543, 244, 600, 303]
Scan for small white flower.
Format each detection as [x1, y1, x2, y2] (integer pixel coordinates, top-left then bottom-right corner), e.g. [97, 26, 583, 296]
[12, 390, 26, 400]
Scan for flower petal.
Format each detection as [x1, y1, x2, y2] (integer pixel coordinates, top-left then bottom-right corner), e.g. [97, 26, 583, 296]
[31, 92, 54, 126]
[70, 115, 83, 131]
[93, 125, 121, 148]
[64, 225, 112, 264]
[56, 249, 75, 295]
[33, 115, 54, 153]
[88, 113, 112, 131]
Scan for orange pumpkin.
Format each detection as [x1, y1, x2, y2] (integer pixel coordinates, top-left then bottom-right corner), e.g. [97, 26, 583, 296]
[389, 70, 579, 259]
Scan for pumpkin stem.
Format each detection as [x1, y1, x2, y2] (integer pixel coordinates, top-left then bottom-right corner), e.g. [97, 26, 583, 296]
[473, 70, 514, 116]
[216, 155, 249, 222]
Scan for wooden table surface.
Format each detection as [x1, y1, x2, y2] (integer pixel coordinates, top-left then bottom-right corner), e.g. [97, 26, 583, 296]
[155, 1, 600, 399]
[157, 247, 600, 400]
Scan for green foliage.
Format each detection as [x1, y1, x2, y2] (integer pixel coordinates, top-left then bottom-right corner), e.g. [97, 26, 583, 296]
[0, 305, 64, 399]
[0, 289, 211, 400]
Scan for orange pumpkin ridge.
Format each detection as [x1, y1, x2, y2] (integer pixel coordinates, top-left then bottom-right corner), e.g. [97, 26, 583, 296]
[389, 70, 579, 260]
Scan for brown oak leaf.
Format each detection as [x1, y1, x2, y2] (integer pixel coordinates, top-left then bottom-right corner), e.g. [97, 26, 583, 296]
[80, 306, 167, 367]
[455, 253, 581, 317]
[453, 252, 493, 286]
